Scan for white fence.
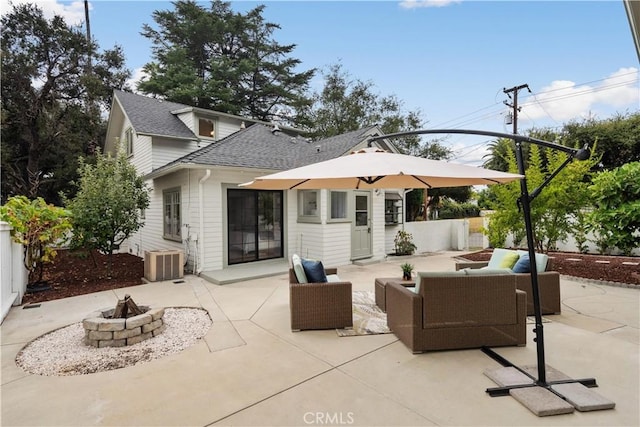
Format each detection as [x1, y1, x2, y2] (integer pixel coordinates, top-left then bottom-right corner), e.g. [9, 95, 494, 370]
[403, 216, 639, 256]
[1, 222, 28, 323]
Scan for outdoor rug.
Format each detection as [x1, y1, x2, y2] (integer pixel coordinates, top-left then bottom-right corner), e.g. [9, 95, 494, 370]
[527, 316, 551, 324]
[337, 291, 392, 337]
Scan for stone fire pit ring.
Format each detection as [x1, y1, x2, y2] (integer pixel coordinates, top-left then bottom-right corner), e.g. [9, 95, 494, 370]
[83, 306, 166, 348]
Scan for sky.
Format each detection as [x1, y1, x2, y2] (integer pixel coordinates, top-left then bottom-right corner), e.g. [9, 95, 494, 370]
[2, 0, 639, 165]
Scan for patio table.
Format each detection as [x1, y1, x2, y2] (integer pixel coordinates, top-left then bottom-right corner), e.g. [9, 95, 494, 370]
[374, 277, 415, 312]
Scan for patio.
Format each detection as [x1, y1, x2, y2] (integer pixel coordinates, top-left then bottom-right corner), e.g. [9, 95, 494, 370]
[1, 251, 638, 426]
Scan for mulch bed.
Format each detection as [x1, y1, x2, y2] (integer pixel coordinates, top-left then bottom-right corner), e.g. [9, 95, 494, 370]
[460, 249, 640, 286]
[22, 249, 145, 305]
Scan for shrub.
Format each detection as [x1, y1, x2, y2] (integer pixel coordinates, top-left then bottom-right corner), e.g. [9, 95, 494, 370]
[0, 196, 72, 285]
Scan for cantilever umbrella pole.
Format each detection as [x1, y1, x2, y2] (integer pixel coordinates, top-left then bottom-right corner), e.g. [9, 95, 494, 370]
[368, 129, 596, 395]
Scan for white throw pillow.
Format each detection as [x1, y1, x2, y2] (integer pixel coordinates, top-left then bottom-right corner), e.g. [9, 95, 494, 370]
[291, 254, 308, 283]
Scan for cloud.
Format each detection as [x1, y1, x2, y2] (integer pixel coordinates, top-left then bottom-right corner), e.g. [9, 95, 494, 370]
[126, 67, 149, 93]
[520, 67, 639, 124]
[0, 0, 88, 25]
[400, 0, 462, 9]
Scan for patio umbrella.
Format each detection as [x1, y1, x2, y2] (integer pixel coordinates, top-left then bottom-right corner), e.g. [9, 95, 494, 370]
[240, 147, 523, 190]
[240, 135, 599, 406]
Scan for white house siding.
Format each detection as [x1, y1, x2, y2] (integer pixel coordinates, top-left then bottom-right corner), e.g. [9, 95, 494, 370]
[217, 120, 243, 139]
[296, 223, 324, 261]
[131, 135, 153, 176]
[321, 223, 351, 267]
[385, 224, 403, 254]
[151, 138, 200, 171]
[371, 192, 386, 261]
[174, 112, 243, 141]
[175, 111, 195, 131]
[117, 116, 152, 177]
[122, 172, 190, 261]
[201, 172, 224, 271]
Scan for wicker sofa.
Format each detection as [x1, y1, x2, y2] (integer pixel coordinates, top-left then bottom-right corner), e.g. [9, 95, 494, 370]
[288, 268, 353, 331]
[455, 249, 561, 315]
[386, 272, 527, 353]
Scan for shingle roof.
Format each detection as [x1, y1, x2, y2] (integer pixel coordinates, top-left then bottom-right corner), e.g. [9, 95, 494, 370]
[114, 90, 197, 140]
[147, 124, 378, 178]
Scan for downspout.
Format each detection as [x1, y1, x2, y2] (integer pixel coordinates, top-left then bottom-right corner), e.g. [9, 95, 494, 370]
[197, 169, 211, 275]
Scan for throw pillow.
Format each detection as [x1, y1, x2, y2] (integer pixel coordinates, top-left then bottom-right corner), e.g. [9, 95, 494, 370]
[301, 258, 328, 283]
[534, 253, 549, 272]
[517, 250, 549, 272]
[498, 252, 520, 269]
[291, 254, 308, 283]
[487, 248, 518, 269]
[512, 253, 531, 273]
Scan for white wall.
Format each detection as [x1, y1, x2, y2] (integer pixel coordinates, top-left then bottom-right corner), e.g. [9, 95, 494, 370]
[1, 222, 28, 323]
[403, 219, 470, 254]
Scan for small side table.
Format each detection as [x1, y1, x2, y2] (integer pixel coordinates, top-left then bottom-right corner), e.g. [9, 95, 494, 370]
[374, 277, 415, 312]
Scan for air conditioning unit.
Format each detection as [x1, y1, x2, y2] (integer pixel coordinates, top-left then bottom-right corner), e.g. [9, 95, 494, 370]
[144, 250, 184, 282]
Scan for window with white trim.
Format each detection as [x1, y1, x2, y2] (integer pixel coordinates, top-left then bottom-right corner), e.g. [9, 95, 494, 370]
[198, 118, 215, 138]
[329, 191, 348, 221]
[124, 127, 133, 156]
[298, 190, 320, 222]
[163, 188, 181, 241]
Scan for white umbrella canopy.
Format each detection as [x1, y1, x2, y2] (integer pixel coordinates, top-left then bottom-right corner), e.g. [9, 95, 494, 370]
[240, 148, 523, 190]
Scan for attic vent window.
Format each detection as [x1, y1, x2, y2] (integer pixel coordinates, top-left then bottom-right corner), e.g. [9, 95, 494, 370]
[198, 119, 215, 138]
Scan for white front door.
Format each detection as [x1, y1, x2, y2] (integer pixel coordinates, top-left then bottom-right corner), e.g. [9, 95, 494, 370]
[351, 191, 372, 259]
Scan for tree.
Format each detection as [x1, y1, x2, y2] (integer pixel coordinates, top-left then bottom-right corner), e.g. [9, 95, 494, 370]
[64, 147, 150, 276]
[138, 0, 314, 126]
[587, 161, 640, 255]
[0, 196, 72, 287]
[483, 141, 599, 251]
[1, 3, 131, 205]
[306, 63, 461, 221]
[483, 114, 640, 173]
[564, 113, 640, 170]
[305, 63, 426, 144]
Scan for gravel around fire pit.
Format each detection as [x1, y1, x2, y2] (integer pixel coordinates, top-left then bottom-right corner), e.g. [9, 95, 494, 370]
[16, 308, 212, 376]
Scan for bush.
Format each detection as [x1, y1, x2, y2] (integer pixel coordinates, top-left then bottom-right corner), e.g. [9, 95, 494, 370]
[0, 196, 72, 285]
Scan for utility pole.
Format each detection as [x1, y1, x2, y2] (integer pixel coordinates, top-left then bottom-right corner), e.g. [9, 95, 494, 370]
[503, 84, 530, 135]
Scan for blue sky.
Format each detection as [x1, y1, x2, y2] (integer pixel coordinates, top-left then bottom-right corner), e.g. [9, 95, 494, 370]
[2, 0, 638, 164]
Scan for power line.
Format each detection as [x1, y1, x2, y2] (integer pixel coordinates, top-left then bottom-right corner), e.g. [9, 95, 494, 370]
[429, 72, 638, 134]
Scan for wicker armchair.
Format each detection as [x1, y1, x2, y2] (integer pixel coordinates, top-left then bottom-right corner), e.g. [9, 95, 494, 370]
[455, 258, 561, 315]
[386, 274, 526, 353]
[289, 269, 353, 331]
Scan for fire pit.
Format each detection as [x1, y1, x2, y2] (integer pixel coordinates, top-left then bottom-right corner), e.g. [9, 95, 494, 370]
[82, 295, 166, 348]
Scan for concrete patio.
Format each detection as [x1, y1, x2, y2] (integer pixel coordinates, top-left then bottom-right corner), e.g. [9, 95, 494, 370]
[1, 251, 638, 426]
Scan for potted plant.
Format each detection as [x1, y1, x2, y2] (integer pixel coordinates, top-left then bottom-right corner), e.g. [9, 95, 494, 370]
[401, 262, 414, 280]
[394, 230, 417, 255]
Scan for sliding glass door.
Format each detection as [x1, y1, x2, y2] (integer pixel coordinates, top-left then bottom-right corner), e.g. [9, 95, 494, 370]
[227, 189, 283, 264]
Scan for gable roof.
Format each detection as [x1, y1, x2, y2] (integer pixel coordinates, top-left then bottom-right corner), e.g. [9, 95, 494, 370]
[114, 90, 198, 140]
[144, 124, 383, 180]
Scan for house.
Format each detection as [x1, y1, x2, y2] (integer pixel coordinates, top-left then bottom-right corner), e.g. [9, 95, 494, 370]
[104, 90, 406, 282]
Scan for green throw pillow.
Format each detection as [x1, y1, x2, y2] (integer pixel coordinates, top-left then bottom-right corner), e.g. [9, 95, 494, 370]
[498, 252, 520, 269]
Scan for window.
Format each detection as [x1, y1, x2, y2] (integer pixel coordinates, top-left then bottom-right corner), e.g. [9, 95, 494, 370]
[329, 191, 348, 221]
[163, 188, 181, 241]
[198, 118, 215, 138]
[124, 128, 133, 156]
[298, 190, 320, 222]
[385, 192, 403, 225]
